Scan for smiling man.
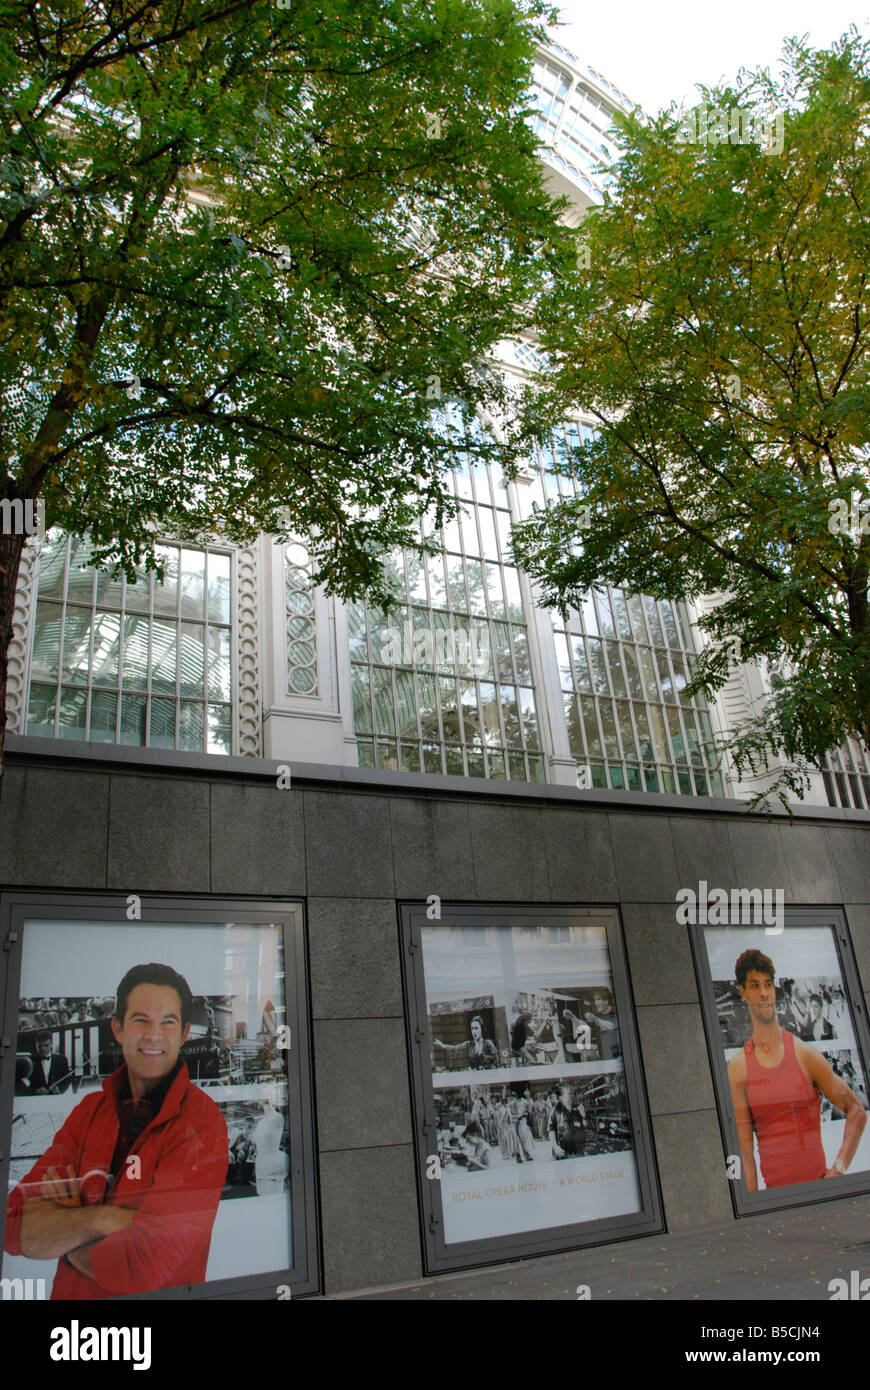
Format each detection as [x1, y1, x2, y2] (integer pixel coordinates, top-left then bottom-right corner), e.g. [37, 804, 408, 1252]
[4, 963, 228, 1299]
[727, 949, 866, 1191]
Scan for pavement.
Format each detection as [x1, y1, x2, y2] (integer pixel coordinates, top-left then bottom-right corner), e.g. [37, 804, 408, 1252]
[326, 1193, 870, 1300]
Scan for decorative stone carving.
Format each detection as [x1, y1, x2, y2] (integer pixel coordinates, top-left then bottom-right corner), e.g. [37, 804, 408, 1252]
[284, 543, 318, 696]
[6, 537, 41, 734]
[236, 543, 262, 756]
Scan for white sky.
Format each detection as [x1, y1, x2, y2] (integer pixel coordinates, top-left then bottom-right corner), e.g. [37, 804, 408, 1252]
[553, 2, 868, 113]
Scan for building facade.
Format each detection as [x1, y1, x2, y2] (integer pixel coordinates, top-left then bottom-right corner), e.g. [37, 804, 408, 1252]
[1, 40, 869, 1300]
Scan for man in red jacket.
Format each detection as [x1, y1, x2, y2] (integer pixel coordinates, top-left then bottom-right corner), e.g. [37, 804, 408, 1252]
[5, 962, 229, 1299]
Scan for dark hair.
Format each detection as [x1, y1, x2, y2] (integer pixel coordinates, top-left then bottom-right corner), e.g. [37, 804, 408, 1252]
[469, 1014, 484, 1034]
[735, 949, 775, 990]
[35, 1030, 52, 1044]
[114, 963, 193, 1027]
[810, 992, 822, 1007]
[463, 1122, 481, 1138]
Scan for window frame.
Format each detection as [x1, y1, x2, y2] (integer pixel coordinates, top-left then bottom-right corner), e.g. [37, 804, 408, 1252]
[0, 890, 320, 1300]
[688, 904, 870, 1218]
[399, 900, 663, 1275]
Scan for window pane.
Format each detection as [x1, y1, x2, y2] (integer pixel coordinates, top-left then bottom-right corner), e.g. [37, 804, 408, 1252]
[58, 686, 87, 739]
[396, 669, 418, 738]
[150, 618, 178, 695]
[150, 696, 177, 749]
[486, 564, 506, 620]
[206, 551, 231, 623]
[207, 626, 231, 701]
[37, 533, 68, 597]
[177, 701, 203, 752]
[616, 700, 637, 759]
[479, 682, 501, 747]
[564, 694, 583, 757]
[119, 694, 146, 745]
[179, 622, 205, 699]
[519, 687, 539, 750]
[152, 545, 179, 616]
[570, 635, 592, 693]
[207, 703, 232, 754]
[439, 677, 461, 742]
[352, 665, 372, 733]
[61, 612, 91, 684]
[580, 696, 602, 755]
[459, 681, 482, 746]
[124, 574, 151, 614]
[500, 685, 522, 746]
[89, 690, 117, 743]
[503, 567, 523, 621]
[122, 616, 150, 691]
[31, 601, 62, 680]
[95, 564, 124, 611]
[605, 641, 627, 698]
[90, 612, 121, 688]
[373, 666, 395, 736]
[587, 639, 609, 695]
[27, 684, 57, 735]
[511, 626, 532, 683]
[179, 549, 206, 620]
[466, 559, 486, 614]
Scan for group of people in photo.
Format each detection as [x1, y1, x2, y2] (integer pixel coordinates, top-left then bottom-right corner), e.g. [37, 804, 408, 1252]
[435, 1076, 631, 1172]
[430, 986, 622, 1072]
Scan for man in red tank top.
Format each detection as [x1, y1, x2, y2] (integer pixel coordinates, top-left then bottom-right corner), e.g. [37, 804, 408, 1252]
[727, 949, 866, 1191]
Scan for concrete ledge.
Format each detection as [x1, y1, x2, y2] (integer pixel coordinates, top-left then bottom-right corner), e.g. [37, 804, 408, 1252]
[7, 734, 869, 825]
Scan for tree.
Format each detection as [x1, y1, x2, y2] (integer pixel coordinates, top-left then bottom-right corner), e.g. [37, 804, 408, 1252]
[0, 0, 572, 773]
[510, 30, 870, 805]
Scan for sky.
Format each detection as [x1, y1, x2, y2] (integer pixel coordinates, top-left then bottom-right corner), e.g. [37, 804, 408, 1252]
[553, 1, 868, 114]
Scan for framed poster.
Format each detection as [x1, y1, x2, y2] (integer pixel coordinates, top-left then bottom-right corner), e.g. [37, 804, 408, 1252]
[400, 903, 662, 1274]
[690, 906, 870, 1216]
[0, 893, 319, 1299]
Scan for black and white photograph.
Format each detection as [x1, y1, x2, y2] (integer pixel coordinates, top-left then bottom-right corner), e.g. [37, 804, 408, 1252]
[433, 1072, 638, 1241]
[429, 997, 506, 1072]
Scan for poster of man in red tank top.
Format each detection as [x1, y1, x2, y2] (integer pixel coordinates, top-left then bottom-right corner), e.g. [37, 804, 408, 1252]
[727, 949, 867, 1190]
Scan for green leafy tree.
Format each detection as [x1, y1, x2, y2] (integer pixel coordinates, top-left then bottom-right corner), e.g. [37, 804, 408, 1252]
[511, 31, 870, 804]
[0, 0, 572, 772]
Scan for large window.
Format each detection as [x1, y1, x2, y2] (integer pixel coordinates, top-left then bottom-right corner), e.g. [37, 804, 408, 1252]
[822, 738, 870, 811]
[525, 425, 725, 797]
[350, 415, 545, 783]
[401, 903, 662, 1273]
[26, 534, 233, 754]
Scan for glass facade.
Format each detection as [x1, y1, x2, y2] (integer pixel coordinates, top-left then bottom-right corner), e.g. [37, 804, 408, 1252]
[525, 425, 724, 796]
[26, 533, 233, 754]
[349, 415, 545, 782]
[823, 737, 870, 811]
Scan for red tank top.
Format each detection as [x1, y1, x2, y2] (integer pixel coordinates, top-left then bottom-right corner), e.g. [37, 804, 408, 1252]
[744, 1029, 826, 1187]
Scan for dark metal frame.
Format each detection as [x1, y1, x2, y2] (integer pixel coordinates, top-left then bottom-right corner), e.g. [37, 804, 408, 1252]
[0, 890, 320, 1299]
[689, 904, 870, 1218]
[399, 901, 664, 1275]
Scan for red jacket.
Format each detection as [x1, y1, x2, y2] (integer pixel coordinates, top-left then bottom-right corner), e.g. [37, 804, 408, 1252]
[5, 1062, 228, 1299]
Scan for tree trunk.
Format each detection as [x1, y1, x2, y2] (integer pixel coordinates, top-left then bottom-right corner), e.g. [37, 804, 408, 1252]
[0, 528, 26, 792]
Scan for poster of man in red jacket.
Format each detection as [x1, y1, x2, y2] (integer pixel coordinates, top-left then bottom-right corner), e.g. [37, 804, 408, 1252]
[5, 962, 229, 1299]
